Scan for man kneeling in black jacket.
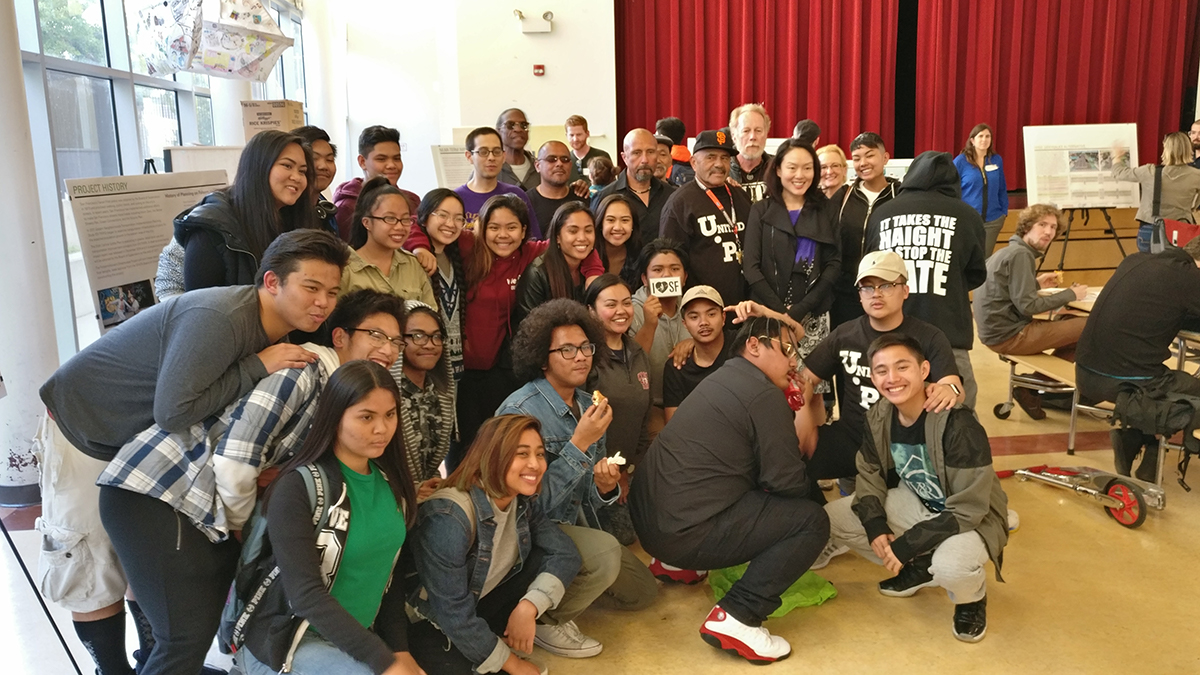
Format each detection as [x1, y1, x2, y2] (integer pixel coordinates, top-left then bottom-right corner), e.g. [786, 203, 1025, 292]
[631, 316, 827, 665]
[823, 333, 1008, 643]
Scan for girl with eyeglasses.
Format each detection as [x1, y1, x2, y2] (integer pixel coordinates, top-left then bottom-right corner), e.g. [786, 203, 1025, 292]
[343, 176, 437, 307]
[397, 300, 457, 501]
[413, 188, 468, 379]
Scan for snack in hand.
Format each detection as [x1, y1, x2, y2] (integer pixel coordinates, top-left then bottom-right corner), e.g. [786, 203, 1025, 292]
[609, 452, 626, 466]
[592, 390, 607, 405]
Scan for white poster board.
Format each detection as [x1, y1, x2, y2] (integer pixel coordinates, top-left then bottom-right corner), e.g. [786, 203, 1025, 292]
[1023, 124, 1140, 208]
[432, 145, 473, 189]
[163, 145, 242, 180]
[65, 171, 228, 335]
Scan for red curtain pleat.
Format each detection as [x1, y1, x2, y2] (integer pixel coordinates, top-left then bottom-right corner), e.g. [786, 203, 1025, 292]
[915, 0, 1199, 190]
[614, 0, 899, 159]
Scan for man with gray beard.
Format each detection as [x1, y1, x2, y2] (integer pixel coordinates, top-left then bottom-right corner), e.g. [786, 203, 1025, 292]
[591, 128, 676, 236]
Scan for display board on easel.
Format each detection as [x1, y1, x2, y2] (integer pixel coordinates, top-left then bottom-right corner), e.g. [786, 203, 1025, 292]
[65, 171, 228, 335]
[1023, 124, 1140, 208]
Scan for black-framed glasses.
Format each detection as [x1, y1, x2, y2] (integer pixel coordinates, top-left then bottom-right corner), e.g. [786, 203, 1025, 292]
[540, 155, 572, 164]
[346, 328, 404, 349]
[404, 331, 445, 346]
[552, 342, 597, 359]
[471, 148, 505, 158]
[756, 336, 798, 359]
[856, 282, 904, 296]
[432, 210, 466, 225]
[367, 214, 417, 227]
[501, 121, 531, 131]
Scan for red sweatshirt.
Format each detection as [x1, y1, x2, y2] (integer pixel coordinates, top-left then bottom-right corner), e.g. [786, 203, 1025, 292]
[405, 228, 604, 370]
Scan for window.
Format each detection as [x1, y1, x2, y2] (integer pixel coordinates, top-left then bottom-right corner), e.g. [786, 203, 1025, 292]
[45, 70, 120, 192]
[282, 19, 306, 106]
[37, 0, 108, 66]
[196, 95, 215, 146]
[134, 85, 181, 171]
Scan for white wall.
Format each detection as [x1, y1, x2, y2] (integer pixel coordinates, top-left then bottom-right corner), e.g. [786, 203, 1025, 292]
[303, 0, 616, 195]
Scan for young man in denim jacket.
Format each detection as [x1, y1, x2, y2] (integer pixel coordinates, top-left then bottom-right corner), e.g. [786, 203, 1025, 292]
[497, 299, 658, 658]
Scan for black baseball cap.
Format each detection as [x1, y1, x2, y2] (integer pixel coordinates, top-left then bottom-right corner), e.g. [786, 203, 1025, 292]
[692, 129, 736, 155]
[654, 134, 673, 148]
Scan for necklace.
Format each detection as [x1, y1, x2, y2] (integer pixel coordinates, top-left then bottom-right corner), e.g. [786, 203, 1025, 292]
[630, 185, 651, 195]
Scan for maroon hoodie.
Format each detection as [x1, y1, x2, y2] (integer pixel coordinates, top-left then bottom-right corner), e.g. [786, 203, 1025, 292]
[333, 177, 421, 242]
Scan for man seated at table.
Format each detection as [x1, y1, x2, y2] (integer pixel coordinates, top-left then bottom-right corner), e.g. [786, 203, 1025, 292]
[824, 333, 1009, 644]
[972, 204, 1088, 418]
[1076, 236, 1200, 480]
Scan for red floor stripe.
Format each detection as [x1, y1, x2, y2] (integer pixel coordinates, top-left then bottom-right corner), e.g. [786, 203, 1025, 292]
[989, 430, 1113, 456]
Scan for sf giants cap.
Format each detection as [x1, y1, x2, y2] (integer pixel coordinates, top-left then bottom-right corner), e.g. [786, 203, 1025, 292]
[856, 250, 909, 285]
[692, 129, 736, 155]
[680, 285, 725, 311]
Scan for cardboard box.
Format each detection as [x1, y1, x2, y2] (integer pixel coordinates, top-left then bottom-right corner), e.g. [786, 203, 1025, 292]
[241, 100, 305, 141]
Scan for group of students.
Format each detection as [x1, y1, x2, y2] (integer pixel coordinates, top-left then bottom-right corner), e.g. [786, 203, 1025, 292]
[33, 101, 1200, 675]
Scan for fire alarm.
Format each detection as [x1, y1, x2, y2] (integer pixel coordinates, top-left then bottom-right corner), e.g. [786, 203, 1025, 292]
[533, 64, 545, 76]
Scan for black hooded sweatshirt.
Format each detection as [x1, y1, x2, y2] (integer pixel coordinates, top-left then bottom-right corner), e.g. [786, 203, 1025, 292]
[865, 152, 987, 350]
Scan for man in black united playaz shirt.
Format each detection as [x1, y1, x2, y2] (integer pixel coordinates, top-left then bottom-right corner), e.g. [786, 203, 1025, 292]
[803, 251, 965, 491]
[660, 129, 753, 306]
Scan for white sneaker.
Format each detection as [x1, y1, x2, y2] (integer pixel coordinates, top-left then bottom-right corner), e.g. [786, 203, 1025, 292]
[534, 620, 603, 658]
[699, 606, 791, 663]
[810, 539, 850, 570]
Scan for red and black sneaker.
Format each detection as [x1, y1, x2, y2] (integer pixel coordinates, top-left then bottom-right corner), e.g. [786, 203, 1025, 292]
[699, 606, 791, 664]
[649, 558, 708, 585]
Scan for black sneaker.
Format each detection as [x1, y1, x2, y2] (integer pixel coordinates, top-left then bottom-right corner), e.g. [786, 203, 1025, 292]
[1012, 387, 1046, 420]
[952, 596, 987, 642]
[877, 554, 936, 597]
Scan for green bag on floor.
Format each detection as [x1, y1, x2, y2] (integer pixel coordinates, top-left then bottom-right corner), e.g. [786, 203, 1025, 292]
[708, 566, 837, 618]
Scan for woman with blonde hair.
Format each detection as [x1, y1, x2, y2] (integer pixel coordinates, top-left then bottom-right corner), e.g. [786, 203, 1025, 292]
[815, 144, 848, 198]
[1113, 131, 1200, 252]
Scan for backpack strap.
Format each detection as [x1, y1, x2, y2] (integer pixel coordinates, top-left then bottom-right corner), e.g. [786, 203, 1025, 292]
[298, 463, 331, 533]
[1153, 165, 1164, 219]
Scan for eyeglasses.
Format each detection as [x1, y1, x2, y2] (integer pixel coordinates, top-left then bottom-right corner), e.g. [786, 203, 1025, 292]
[821, 163, 846, 171]
[552, 342, 597, 359]
[857, 282, 904, 296]
[346, 328, 404, 349]
[432, 210, 466, 226]
[404, 331, 445, 346]
[756, 336, 798, 359]
[501, 121, 531, 131]
[540, 155, 572, 164]
[471, 148, 505, 158]
[367, 214, 417, 227]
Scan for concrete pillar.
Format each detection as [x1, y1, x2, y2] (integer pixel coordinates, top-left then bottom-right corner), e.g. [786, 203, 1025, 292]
[0, 0, 61, 505]
[210, 76, 253, 146]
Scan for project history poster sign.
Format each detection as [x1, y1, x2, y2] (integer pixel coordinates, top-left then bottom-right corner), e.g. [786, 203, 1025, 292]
[1023, 124, 1140, 209]
[65, 171, 228, 335]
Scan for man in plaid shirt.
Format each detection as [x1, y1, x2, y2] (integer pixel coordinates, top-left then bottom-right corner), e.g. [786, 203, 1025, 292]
[95, 290, 404, 674]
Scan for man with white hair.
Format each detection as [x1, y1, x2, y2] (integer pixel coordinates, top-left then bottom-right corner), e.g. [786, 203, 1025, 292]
[729, 103, 773, 202]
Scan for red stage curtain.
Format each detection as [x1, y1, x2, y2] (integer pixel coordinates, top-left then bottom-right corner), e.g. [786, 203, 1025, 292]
[915, 0, 1200, 190]
[615, 0, 899, 158]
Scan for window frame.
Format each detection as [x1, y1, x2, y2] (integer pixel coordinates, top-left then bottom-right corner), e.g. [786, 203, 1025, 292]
[17, 0, 303, 357]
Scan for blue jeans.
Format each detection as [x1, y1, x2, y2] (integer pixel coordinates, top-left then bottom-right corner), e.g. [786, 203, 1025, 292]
[237, 632, 374, 675]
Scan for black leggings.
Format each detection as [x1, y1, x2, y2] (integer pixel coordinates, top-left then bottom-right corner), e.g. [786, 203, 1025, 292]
[450, 366, 518, 472]
[408, 549, 543, 674]
[99, 487, 240, 675]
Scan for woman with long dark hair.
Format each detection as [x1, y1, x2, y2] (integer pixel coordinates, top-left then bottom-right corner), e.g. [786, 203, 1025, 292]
[584, 274, 651, 545]
[513, 202, 596, 327]
[176, 129, 322, 289]
[236, 360, 423, 675]
[413, 188, 468, 378]
[408, 415, 583, 675]
[343, 176, 436, 306]
[742, 138, 839, 393]
[594, 194, 642, 290]
[953, 123, 1009, 258]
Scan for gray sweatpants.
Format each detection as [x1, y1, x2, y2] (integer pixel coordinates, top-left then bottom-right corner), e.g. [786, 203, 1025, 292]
[825, 484, 988, 604]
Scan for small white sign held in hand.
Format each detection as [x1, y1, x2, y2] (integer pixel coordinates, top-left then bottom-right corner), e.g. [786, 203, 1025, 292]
[648, 276, 683, 298]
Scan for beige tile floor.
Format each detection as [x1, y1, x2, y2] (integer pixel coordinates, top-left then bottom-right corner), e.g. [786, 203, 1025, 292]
[537, 343, 1200, 674]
